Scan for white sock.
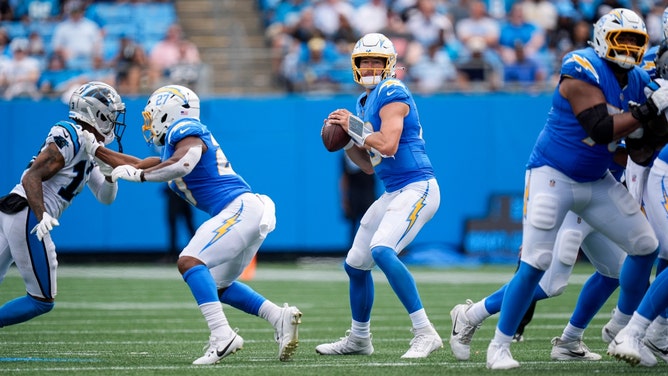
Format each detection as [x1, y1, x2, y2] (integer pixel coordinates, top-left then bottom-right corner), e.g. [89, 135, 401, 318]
[560, 322, 584, 342]
[200, 302, 232, 339]
[492, 327, 513, 346]
[409, 308, 431, 330]
[626, 312, 652, 334]
[258, 300, 282, 327]
[467, 299, 491, 325]
[612, 306, 632, 326]
[351, 319, 371, 338]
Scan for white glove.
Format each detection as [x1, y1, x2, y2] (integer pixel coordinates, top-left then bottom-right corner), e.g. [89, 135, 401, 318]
[30, 212, 59, 241]
[346, 114, 373, 146]
[111, 165, 145, 183]
[645, 78, 668, 114]
[81, 130, 101, 156]
[94, 157, 114, 176]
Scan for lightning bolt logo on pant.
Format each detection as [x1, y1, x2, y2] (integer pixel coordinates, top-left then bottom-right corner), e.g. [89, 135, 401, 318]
[201, 204, 243, 252]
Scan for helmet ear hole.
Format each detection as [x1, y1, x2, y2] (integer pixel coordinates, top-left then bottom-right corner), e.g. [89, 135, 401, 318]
[161, 113, 168, 123]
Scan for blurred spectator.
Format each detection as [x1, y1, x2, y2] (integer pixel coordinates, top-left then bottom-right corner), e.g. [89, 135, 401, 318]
[519, 0, 558, 37]
[312, 0, 354, 40]
[111, 34, 147, 94]
[645, 3, 665, 45]
[409, 43, 457, 94]
[0, 27, 10, 56]
[51, 0, 103, 70]
[37, 50, 81, 97]
[503, 40, 545, 91]
[352, 0, 388, 36]
[405, 0, 456, 50]
[14, 0, 60, 21]
[497, 3, 545, 66]
[456, 36, 502, 91]
[26, 30, 45, 61]
[332, 10, 357, 44]
[0, 0, 13, 21]
[448, 0, 472, 25]
[455, 0, 500, 54]
[2, 37, 41, 100]
[148, 23, 201, 89]
[289, 36, 341, 93]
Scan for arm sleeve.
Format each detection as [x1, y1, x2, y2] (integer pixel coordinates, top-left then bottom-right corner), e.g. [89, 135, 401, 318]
[87, 168, 117, 205]
[143, 145, 202, 182]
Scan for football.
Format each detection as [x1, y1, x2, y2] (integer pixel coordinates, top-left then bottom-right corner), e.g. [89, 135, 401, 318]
[321, 122, 351, 152]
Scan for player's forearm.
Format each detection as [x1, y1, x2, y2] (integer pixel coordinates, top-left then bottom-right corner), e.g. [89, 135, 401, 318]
[95, 146, 144, 168]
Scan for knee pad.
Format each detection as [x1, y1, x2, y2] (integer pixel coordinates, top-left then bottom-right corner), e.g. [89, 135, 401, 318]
[629, 234, 659, 256]
[556, 229, 583, 266]
[610, 184, 641, 216]
[528, 194, 558, 230]
[530, 244, 554, 270]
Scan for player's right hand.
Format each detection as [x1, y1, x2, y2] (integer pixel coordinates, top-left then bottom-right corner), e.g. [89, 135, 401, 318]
[30, 212, 59, 241]
[82, 130, 101, 156]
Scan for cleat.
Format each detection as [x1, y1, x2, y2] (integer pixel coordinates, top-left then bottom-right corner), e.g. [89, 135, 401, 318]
[486, 341, 520, 370]
[512, 333, 524, 343]
[550, 337, 602, 361]
[644, 318, 668, 364]
[316, 330, 374, 355]
[192, 331, 244, 365]
[607, 328, 656, 367]
[449, 299, 480, 361]
[401, 325, 443, 359]
[275, 303, 302, 361]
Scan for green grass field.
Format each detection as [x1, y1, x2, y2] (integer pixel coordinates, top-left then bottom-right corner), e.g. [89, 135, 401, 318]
[0, 261, 664, 375]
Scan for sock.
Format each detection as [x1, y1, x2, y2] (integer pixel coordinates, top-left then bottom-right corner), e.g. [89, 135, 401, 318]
[182, 265, 219, 305]
[626, 312, 652, 335]
[492, 327, 513, 346]
[0, 295, 54, 327]
[618, 249, 658, 315]
[468, 299, 492, 325]
[344, 262, 374, 322]
[258, 300, 282, 328]
[371, 246, 423, 313]
[612, 306, 632, 326]
[351, 319, 371, 338]
[569, 272, 618, 328]
[200, 301, 231, 339]
[560, 322, 585, 342]
[219, 281, 266, 316]
[497, 261, 544, 337]
[655, 258, 668, 319]
[409, 308, 431, 330]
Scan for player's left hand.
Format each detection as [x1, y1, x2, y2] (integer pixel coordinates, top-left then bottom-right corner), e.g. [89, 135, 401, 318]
[111, 165, 145, 183]
[645, 78, 668, 114]
[30, 212, 59, 241]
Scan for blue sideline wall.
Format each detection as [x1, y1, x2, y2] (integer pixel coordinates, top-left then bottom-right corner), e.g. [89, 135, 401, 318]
[0, 93, 550, 254]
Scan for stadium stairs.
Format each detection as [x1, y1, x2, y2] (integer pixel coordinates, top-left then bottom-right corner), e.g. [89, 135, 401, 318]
[174, 0, 281, 95]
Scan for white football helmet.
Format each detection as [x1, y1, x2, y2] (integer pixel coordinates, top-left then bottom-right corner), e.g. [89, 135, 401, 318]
[142, 85, 200, 146]
[351, 33, 397, 89]
[589, 8, 648, 69]
[69, 81, 126, 145]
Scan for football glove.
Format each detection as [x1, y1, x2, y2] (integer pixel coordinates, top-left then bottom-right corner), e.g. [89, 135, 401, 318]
[111, 165, 145, 183]
[81, 130, 101, 156]
[30, 212, 59, 241]
[645, 78, 668, 114]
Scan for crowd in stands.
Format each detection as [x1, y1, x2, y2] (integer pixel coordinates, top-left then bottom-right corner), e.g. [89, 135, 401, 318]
[260, 0, 668, 94]
[0, 0, 201, 101]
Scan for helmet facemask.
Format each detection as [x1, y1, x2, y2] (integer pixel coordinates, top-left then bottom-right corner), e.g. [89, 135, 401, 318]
[590, 8, 648, 70]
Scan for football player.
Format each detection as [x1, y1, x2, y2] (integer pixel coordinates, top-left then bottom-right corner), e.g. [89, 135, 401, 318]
[482, 8, 668, 370]
[315, 32, 442, 359]
[0, 81, 125, 327]
[85, 85, 302, 364]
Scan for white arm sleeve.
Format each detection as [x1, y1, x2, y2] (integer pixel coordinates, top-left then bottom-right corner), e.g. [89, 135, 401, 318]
[87, 168, 117, 205]
[143, 145, 203, 182]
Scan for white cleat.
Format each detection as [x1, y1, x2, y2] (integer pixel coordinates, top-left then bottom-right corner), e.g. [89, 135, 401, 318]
[550, 337, 602, 361]
[449, 299, 480, 361]
[275, 303, 302, 361]
[486, 341, 520, 370]
[644, 318, 668, 364]
[401, 325, 443, 359]
[601, 309, 625, 344]
[192, 332, 244, 365]
[315, 330, 374, 355]
[607, 327, 657, 367]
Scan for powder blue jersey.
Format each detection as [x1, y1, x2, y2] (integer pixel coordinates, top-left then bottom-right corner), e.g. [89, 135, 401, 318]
[355, 78, 435, 192]
[527, 47, 650, 182]
[161, 118, 251, 217]
[641, 44, 658, 78]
